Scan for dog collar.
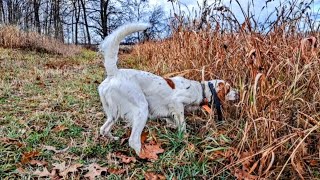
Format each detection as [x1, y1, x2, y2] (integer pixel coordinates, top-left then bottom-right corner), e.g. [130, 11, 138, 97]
[208, 82, 223, 122]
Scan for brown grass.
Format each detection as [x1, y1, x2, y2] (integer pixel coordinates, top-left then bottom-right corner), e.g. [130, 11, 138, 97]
[125, 26, 320, 178]
[0, 26, 81, 56]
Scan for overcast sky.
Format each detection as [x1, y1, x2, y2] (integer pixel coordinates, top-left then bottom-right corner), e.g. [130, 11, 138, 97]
[149, 0, 320, 23]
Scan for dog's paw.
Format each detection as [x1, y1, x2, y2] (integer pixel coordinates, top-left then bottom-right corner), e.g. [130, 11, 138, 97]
[165, 123, 178, 129]
[112, 136, 120, 141]
[129, 139, 141, 155]
[164, 118, 178, 129]
[100, 126, 106, 136]
[100, 128, 119, 140]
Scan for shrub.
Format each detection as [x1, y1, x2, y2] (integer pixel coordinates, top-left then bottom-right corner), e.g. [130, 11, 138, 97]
[0, 26, 81, 56]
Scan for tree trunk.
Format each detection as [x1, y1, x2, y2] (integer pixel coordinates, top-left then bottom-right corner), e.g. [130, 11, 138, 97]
[74, 0, 80, 44]
[0, 0, 4, 24]
[100, 0, 109, 38]
[7, 0, 13, 24]
[33, 0, 41, 33]
[80, 0, 91, 44]
[44, 0, 50, 35]
[53, 0, 63, 41]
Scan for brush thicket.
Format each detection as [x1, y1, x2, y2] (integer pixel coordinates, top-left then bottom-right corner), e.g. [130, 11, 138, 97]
[123, 22, 320, 178]
[0, 26, 81, 56]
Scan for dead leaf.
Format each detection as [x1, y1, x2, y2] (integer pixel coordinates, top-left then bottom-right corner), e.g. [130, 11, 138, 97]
[0, 137, 16, 143]
[33, 167, 52, 177]
[114, 152, 136, 164]
[187, 143, 195, 152]
[21, 151, 40, 164]
[308, 159, 318, 166]
[108, 168, 126, 175]
[238, 151, 254, 171]
[144, 172, 166, 180]
[16, 167, 27, 174]
[84, 163, 108, 180]
[0, 137, 24, 147]
[43, 145, 69, 154]
[52, 125, 69, 133]
[59, 163, 82, 176]
[233, 168, 259, 180]
[30, 160, 48, 166]
[141, 131, 148, 143]
[52, 162, 65, 171]
[120, 129, 131, 145]
[139, 143, 164, 160]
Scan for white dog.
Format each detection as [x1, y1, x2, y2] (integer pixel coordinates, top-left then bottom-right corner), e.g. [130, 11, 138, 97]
[98, 23, 238, 155]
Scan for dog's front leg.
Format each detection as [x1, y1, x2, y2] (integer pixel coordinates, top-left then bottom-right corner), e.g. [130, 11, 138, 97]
[164, 118, 178, 129]
[170, 103, 186, 132]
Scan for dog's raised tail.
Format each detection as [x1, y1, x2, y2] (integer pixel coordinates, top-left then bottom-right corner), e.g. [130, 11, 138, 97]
[99, 23, 151, 76]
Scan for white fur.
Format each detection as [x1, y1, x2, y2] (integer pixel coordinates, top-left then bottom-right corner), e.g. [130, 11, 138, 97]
[98, 23, 185, 155]
[170, 76, 238, 112]
[98, 23, 238, 155]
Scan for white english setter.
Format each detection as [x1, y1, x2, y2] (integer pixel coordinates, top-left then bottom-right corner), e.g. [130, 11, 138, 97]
[98, 23, 238, 155]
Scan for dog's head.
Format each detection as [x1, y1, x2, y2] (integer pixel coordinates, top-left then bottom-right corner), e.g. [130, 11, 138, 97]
[207, 80, 239, 102]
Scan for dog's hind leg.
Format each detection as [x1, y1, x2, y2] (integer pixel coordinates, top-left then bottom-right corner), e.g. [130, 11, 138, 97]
[100, 117, 119, 140]
[98, 89, 119, 140]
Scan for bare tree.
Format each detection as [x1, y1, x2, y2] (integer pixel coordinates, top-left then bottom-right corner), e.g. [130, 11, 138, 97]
[80, 0, 90, 44]
[144, 5, 167, 40]
[72, 0, 81, 44]
[33, 0, 41, 33]
[0, 0, 4, 24]
[100, 0, 110, 38]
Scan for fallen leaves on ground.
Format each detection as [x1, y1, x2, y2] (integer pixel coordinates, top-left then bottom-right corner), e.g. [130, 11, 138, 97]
[144, 171, 166, 180]
[52, 162, 66, 172]
[233, 168, 259, 180]
[33, 162, 83, 178]
[21, 151, 40, 164]
[308, 159, 318, 166]
[139, 141, 164, 160]
[141, 131, 149, 143]
[108, 168, 126, 175]
[59, 163, 82, 177]
[121, 130, 149, 145]
[238, 151, 254, 172]
[33, 167, 52, 177]
[84, 163, 108, 180]
[52, 125, 69, 132]
[114, 152, 136, 164]
[0, 137, 24, 147]
[16, 167, 27, 174]
[29, 160, 48, 166]
[43, 145, 69, 153]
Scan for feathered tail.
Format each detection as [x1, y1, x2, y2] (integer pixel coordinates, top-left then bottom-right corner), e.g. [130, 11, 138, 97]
[99, 23, 151, 76]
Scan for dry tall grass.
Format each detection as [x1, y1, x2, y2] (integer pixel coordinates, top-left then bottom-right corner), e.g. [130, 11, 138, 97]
[128, 25, 320, 178]
[0, 26, 81, 56]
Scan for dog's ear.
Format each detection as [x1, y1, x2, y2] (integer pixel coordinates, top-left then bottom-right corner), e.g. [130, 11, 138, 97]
[164, 78, 175, 89]
[225, 83, 231, 94]
[217, 82, 226, 101]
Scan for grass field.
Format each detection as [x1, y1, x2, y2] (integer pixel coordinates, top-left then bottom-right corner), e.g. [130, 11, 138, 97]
[0, 47, 236, 179]
[0, 27, 320, 179]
